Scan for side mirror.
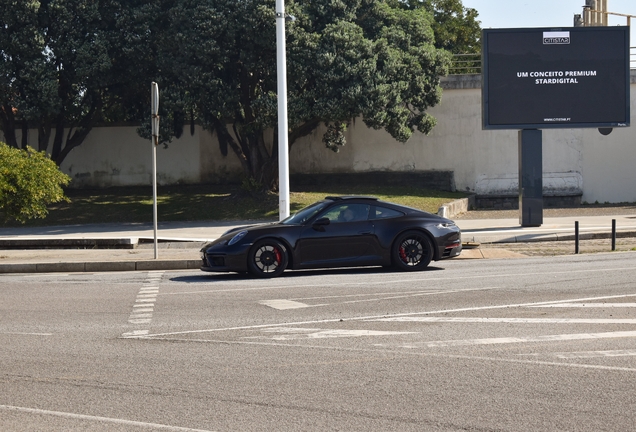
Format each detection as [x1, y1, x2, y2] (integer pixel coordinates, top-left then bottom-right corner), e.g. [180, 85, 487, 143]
[313, 217, 330, 231]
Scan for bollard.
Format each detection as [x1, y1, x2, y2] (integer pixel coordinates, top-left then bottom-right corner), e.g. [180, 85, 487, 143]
[612, 219, 616, 251]
[575, 221, 579, 254]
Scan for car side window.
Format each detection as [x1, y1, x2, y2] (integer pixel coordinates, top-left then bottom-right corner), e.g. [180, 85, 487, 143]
[371, 205, 404, 219]
[320, 204, 370, 223]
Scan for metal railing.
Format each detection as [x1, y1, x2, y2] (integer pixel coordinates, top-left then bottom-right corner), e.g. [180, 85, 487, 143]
[450, 50, 636, 75]
[448, 53, 481, 75]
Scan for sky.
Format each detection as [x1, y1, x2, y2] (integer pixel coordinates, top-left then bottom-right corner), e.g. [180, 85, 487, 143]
[461, 0, 636, 42]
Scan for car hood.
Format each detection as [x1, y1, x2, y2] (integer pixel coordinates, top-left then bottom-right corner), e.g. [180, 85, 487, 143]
[201, 222, 298, 251]
[221, 221, 281, 237]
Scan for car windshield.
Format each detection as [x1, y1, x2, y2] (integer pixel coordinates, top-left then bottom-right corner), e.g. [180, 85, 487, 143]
[280, 201, 330, 225]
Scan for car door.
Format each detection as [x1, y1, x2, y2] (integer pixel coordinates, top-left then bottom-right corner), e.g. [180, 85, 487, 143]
[296, 203, 381, 267]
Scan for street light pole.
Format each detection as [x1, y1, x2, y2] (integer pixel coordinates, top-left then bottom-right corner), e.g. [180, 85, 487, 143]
[276, 0, 290, 220]
[151, 82, 159, 259]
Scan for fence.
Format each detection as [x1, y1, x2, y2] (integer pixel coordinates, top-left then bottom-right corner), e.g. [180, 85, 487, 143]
[449, 53, 481, 75]
[450, 49, 636, 75]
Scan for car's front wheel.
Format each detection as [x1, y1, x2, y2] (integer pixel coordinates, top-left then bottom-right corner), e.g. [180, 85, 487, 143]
[392, 230, 433, 271]
[247, 239, 288, 278]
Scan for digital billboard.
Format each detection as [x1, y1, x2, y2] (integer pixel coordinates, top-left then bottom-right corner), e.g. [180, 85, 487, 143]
[482, 26, 630, 130]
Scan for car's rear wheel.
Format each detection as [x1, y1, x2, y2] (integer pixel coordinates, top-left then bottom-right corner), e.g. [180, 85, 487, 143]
[392, 230, 433, 271]
[247, 239, 288, 278]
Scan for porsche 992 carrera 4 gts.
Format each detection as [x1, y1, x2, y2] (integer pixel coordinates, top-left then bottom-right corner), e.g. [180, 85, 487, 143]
[201, 196, 462, 278]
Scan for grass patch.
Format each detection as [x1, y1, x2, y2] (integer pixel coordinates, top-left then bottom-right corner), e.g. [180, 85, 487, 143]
[2, 184, 468, 227]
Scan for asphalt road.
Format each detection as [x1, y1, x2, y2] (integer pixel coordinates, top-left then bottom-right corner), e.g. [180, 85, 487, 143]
[2, 253, 636, 431]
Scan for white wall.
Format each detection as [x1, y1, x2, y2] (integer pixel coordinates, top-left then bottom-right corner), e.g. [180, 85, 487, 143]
[291, 75, 634, 204]
[4, 76, 635, 203]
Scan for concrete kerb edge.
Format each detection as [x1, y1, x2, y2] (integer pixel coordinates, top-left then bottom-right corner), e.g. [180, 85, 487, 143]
[438, 195, 476, 219]
[471, 230, 636, 245]
[0, 259, 199, 274]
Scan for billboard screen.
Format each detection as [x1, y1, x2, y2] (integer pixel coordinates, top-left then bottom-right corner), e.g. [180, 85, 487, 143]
[482, 26, 630, 130]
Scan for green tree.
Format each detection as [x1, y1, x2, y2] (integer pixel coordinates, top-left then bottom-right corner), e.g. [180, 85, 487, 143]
[0, 0, 55, 150]
[398, 0, 481, 53]
[153, 0, 452, 190]
[0, 0, 156, 164]
[0, 142, 70, 223]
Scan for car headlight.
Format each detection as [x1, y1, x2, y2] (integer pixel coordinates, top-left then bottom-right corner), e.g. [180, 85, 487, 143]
[436, 222, 456, 230]
[228, 230, 248, 246]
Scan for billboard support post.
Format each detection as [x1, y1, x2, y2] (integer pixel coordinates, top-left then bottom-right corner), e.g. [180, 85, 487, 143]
[519, 129, 543, 227]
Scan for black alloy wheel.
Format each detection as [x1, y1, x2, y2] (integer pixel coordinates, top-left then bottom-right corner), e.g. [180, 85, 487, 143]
[247, 239, 288, 278]
[392, 230, 433, 271]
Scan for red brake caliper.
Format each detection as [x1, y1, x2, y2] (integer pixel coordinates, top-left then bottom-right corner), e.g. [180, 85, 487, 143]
[274, 248, 282, 265]
[399, 246, 407, 262]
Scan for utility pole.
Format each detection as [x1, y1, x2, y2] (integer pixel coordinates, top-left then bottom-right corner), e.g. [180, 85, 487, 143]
[275, 0, 290, 220]
[151, 82, 159, 259]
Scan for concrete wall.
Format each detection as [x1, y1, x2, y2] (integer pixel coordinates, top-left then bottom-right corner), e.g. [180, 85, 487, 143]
[290, 73, 636, 204]
[4, 73, 636, 204]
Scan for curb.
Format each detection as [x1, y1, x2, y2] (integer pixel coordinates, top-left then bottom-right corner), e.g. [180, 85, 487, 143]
[463, 230, 636, 244]
[438, 195, 476, 219]
[0, 259, 200, 274]
[0, 238, 139, 249]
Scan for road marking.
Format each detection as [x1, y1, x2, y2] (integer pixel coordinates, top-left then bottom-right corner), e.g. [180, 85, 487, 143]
[135, 298, 157, 303]
[520, 349, 636, 359]
[437, 354, 636, 373]
[259, 300, 313, 309]
[164, 266, 636, 297]
[132, 307, 154, 313]
[244, 328, 416, 340]
[0, 404, 215, 431]
[416, 331, 636, 348]
[143, 293, 636, 338]
[124, 271, 164, 333]
[0, 332, 52, 336]
[122, 330, 149, 337]
[554, 350, 636, 359]
[259, 286, 500, 310]
[532, 303, 636, 308]
[373, 317, 636, 324]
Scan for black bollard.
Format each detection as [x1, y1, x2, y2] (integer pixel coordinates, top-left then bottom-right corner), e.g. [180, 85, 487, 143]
[575, 221, 579, 254]
[612, 219, 616, 251]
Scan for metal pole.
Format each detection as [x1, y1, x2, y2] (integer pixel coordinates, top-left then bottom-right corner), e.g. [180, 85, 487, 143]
[152, 145, 158, 259]
[612, 219, 616, 251]
[276, 0, 290, 220]
[151, 82, 160, 259]
[575, 221, 580, 254]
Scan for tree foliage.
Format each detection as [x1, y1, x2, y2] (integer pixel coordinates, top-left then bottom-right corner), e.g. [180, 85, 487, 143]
[151, 0, 457, 189]
[396, 0, 481, 53]
[0, 0, 155, 164]
[0, 141, 70, 223]
[1, 0, 481, 189]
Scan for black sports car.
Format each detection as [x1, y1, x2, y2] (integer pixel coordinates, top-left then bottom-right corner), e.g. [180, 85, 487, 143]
[201, 196, 462, 278]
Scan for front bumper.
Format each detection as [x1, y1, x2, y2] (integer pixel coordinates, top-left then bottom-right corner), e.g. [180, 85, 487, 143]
[440, 241, 462, 259]
[436, 228, 462, 260]
[200, 242, 251, 273]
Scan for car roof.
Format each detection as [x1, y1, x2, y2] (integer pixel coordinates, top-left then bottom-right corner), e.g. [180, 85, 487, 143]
[324, 196, 379, 201]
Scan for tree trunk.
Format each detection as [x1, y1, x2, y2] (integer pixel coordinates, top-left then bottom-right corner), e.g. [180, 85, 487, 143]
[212, 120, 280, 191]
[0, 105, 19, 148]
[21, 121, 28, 148]
[38, 119, 52, 153]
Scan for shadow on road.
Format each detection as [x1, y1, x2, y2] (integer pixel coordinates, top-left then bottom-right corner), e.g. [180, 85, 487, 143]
[169, 266, 445, 283]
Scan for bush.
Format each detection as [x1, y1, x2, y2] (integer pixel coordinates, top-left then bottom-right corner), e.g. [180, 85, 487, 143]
[0, 143, 71, 223]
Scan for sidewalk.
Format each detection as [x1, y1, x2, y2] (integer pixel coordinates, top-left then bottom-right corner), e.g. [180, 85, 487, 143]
[1, 214, 635, 274]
